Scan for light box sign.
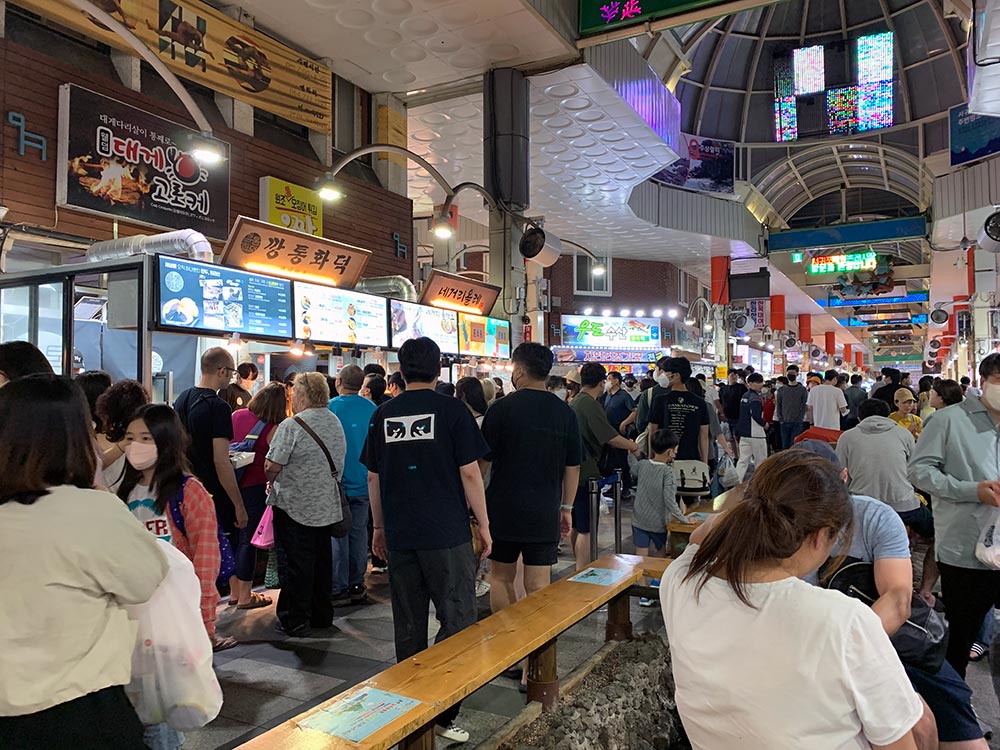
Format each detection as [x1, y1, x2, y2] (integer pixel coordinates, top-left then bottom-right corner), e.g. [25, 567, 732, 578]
[652, 134, 735, 194]
[561, 315, 661, 350]
[838, 313, 928, 327]
[419, 269, 501, 316]
[390, 300, 459, 355]
[221, 216, 370, 288]
[294, 282, 388, 348]
[157, 255, 291, 339]
[553, 347, 669, 364]
[259, 177, 322, 236]
[579, 0, 733, 36]
[950, 104, 1000, 167]
[57, 85, 231, 239]
[820, 290, 930, 308]
[808, 251, 878, 275]
[458, 314, 511, 359]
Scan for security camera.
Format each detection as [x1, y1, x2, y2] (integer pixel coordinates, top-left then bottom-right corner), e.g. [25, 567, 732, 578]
[518, 226, 561, 268]
[929, 339, 941, 350]
[978, 210, 1000, 253]
[929, 308, 950, 325]
[811, 347, 822, 358]
[731, 312, 749, 329]
[784, 334, 798, 348]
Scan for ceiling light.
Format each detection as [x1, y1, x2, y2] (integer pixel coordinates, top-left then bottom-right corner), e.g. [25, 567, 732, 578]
[303, 341, 316, 357]
[635, 309, 645, 317]
[704, 322, 713, 331]
[317, 173, 344, 202]
[289, 339, 304, 356]
[652, 308, 663, 317]
[743, 335, 751, 343]
[620, 309, 631, 316]
[683, 316, 696, 326]
[591, 262, 607, 277]
[601, 309, 612, 317]
[432, 216, 454, 239]
[767, 343, 775, 350]
[582, 306, 593, 316]
[191, 133, 223, 165]
[667, 309, 679, 319]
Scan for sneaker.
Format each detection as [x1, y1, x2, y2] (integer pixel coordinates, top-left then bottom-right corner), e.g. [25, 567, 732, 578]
[331, 591, 352, 607]
[370, 564, 388, 575]
[434, 724, 470, 743]
[349, 584, 368, 605]
[475, 579, 491, 597]
[638, 597, 655, 607]
[650, 578, 660, 588]
[275, 621, 312, 638]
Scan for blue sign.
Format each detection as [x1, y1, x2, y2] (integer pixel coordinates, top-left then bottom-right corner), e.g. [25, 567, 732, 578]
[838, 313, 928, 326]
[768, 216, 926, 253]
[950, 104, 1000, 167]
[820, 290, 929, 308]
[157, 256, 292, 339]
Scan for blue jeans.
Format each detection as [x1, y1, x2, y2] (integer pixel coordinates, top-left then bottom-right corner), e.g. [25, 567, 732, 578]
[780, 421, 807, 449]
[143, 723, 184, 750]
[332, 494, 371, 594]
[235, 483, 268, 582]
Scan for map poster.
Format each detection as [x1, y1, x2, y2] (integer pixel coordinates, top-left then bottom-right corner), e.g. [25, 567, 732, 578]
[300, 688, 421, 742]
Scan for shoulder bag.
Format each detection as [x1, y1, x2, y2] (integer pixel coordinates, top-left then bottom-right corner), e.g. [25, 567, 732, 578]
[293, 416, 352, 537]
[634, 388, 657, 457]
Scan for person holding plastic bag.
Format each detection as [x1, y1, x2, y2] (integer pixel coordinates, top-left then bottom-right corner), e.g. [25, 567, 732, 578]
[0, 375, 168, 749]
[118, 404, 235, 651]
[908, 353, 1000, 678]
[126, 540, 222, 750]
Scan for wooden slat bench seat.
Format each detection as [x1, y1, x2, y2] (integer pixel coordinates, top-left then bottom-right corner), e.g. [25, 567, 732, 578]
[240, 554, 670, 750]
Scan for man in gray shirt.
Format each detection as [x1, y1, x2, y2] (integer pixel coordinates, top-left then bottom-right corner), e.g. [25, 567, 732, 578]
[843, 374, 868, 429]
[775, 365, 809, 448]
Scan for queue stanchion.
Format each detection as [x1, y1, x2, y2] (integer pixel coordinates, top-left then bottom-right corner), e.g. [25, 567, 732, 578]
[588, 477, 600, 563]
[613, 468, 624, 555]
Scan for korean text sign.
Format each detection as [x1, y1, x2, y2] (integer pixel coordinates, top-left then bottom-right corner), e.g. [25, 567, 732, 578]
[458, 314, 511, 359]
[221, 216, 371, 289]
[259, 177, 322, 236]
[57, 85, 231, 239]
[561, 315, 661, 350]
[579, 0, 733, 36]
[419, 269, 501, 316]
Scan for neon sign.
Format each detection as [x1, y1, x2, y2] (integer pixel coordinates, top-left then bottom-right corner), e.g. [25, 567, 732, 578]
[808, 251, 878, 275]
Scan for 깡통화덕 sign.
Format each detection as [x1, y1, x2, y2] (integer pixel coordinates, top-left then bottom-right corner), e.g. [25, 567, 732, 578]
[220, 216, 371, 288]
[561, 315, 661, 350]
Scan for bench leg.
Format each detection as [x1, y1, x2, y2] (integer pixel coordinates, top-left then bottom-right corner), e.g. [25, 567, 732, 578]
[605, 592, 633, 642]
[527, 637, 559, 711]
[400, 719, 435, 750]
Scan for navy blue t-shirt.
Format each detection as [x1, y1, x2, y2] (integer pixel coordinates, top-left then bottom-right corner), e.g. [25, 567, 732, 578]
[361, 389, 488, 552]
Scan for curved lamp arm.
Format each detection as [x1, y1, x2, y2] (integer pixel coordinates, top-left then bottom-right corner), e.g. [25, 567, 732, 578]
[65, 0, 213, 134]
[559, 237, 602, 264]
[329, 144, 455, 200]
[441, 182, 498, 215]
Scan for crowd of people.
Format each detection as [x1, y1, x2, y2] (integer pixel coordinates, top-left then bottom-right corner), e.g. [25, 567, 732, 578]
[3, 331, 1000, 750]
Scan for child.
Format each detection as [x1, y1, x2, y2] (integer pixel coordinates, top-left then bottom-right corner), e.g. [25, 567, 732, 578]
[632, 429, 687, 606]
[117, 404, 234, 651]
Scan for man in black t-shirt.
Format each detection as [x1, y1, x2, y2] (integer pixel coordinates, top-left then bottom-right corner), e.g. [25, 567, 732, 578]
[648, 356, 710, 463]
[480, 343, 581, 617]
[173, 348, 248, 586]
[361, 337, 490, 745]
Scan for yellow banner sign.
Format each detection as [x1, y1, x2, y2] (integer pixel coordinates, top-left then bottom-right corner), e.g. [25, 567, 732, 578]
[259, 177, 322, 237]
[14, 0, 332, 134]
[221, 216, 370, 289]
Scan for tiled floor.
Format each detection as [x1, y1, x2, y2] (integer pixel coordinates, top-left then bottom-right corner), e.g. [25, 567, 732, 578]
[182, 500, 1000, 750]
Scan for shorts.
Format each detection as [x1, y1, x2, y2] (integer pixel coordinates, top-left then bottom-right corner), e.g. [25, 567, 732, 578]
[632, 526, 667, 551]
[898, 504, 934, 540]
[489, 539, 558, 566]
[904, 662, 983, 742]
[572, 485, 592, 534]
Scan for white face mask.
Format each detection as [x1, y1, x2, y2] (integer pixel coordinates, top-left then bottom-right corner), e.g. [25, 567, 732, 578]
[554, 388, 568, 401]
[982, 381, 1000, 411]
[655, 373, 671, 388]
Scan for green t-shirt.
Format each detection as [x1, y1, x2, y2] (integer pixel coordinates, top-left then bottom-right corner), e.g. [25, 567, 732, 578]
[570, 391, 619, 487]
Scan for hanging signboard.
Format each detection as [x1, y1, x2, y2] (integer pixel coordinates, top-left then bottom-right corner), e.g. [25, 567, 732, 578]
[652, 134, 735, 194]
[949, 104, 1000, 167]
[259, 177, 322, 237]
[16, 0, 332, 133]
[561, 315, 661, 350]
[808, 250, 879, 275]
[220, 216, 370, 288]
[819, 290, 930, 308]
[419, 269, 501, 316]
[554, 347, 670, 364]
[57, 85, 231, 239]
[579, 0, 735, 37]
[293, 282, 388, 348]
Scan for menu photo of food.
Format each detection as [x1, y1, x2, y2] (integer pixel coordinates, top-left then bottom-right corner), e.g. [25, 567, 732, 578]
[391, 300, 458, 353]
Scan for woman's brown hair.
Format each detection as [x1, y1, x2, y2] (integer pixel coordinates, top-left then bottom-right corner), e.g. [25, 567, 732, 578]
[683, 450, 853, 608]
[0, 374, 97, 505]
[248, 382, 291, 425]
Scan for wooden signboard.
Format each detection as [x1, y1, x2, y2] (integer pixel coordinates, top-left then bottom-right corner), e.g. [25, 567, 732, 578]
[418, 269, 501, 316]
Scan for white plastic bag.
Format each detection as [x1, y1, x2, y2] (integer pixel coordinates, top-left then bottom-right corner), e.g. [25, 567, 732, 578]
[976, 509, 1000, 570]
[717, 454, 740, 489]
[125, 540, 223, 730]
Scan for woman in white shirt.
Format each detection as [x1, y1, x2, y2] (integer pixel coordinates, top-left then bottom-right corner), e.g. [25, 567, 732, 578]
[661, 450, 923, 750]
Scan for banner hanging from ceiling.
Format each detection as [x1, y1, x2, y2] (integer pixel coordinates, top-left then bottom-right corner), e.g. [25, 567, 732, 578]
[14, 0, 332, 133]
[579, 0, 736, 37]
[653, 134, 735, 194]
[949, 103, 1000, 167]
[57, 85, 231, 239]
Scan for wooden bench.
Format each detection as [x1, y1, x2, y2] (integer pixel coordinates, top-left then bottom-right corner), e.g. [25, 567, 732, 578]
[240, 555, 670, 750]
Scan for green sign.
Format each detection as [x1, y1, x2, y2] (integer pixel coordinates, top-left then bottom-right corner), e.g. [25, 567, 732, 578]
[808, 251, 879, 275]
[874, 353, 924, 364]
[579, 0, 735, 36]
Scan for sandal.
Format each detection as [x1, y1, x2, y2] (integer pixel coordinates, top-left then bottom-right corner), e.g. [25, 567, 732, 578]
[213, 636, 238, 652]
[237, 591, 273, 610]
[970, 642, 989, 662]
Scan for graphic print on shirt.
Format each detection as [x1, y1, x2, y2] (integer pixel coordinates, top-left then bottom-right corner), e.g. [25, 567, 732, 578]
[384, 413, 436, 443]
[127, 497, 172, 542]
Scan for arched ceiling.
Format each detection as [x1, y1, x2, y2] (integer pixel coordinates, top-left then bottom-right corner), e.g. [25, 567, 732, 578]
[668, 0, 968, 144]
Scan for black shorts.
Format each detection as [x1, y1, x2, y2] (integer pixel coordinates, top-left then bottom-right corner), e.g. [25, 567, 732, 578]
[904, 661, 983, 742]
[489, 539, 559, 567]
[572, 484, 592, 534]
[898, 504, 934, 540]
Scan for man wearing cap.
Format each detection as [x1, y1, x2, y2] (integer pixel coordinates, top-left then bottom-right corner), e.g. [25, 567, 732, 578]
[890, 387, 923, 438]
[647, 357, 710, 464]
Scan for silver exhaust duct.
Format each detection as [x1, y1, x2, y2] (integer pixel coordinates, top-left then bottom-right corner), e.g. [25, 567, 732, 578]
[355, 275, 419, 302]
[87, 229, 214, 263]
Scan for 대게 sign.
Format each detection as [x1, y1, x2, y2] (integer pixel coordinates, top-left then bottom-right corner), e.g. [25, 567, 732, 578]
[57, 85, 231, 239]
[220, 216, 370, 288]
[561, 315, 661, 350]
[419, 269, 501, 316]
[17, 0, 332, 133]
[259, 177, 322, 237]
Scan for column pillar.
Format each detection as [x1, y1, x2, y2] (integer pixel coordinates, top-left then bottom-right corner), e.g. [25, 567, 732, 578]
[769, 294, 785, 334]
[111, 51, 141, 92]
[844, 344, 852, 367]
[825, 331, 837, 359]
[711, 256, 731, 373]
[855, 351, 863, 370]
[215, 7, 254, 135]
[373, 93, 408, 195]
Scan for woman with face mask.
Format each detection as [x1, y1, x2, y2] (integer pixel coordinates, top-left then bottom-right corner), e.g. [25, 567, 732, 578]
[117, 405, 233, 654]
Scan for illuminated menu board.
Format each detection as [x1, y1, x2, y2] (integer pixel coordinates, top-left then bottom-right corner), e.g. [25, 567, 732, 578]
[458, 313, 511, 359]
[157, 255, 292, 339]
[390, 300, 459, 354]
[293, 281, 388, 347]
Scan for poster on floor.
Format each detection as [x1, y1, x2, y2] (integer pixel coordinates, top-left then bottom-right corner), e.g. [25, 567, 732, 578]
[57, 85, 231, 239]
[300, 688, 422, 742]
[950, 104, 1000, 167]
[652, 134, 735, 194]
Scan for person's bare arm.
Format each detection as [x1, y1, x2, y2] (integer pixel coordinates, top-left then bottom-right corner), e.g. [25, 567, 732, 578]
[699, 424, 709, 464]
[213, 437, 247, 528]
[368, 471, 388, 561]
[561, 465, 580, 536]
[619, 410, 637, 433]
[871, 731, 917, 750]
[459, 462, 492, 559]
[264, 458, 283, 483]
[608, 434, 639, 453]
[872, 558, 913, 636]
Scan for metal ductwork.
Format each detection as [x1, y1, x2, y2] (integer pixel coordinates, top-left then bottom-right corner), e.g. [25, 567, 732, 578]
[87, 229, 214, 263]
[355, 275, 419, 302]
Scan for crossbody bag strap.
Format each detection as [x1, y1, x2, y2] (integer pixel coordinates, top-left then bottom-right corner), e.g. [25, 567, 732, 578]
[293, 416, 340, 479]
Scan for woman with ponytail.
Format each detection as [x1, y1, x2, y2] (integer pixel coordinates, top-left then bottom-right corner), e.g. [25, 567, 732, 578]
[661, 450, 924, 750]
